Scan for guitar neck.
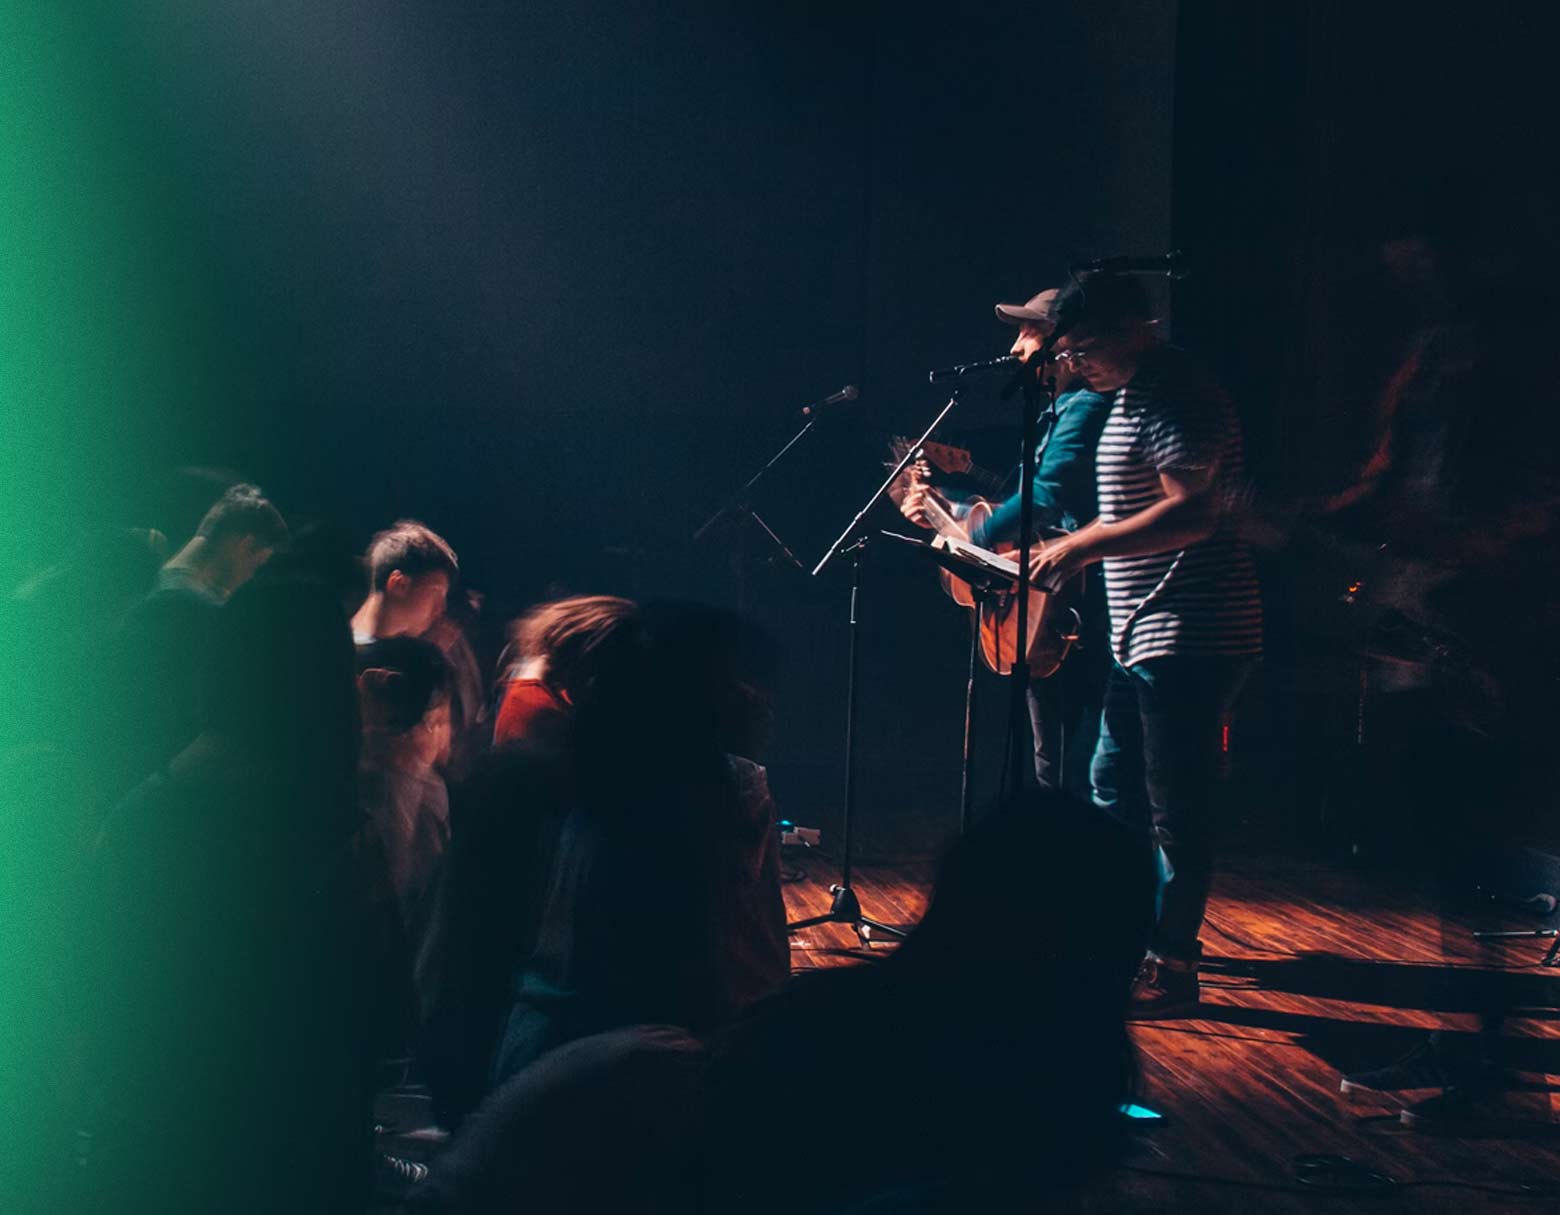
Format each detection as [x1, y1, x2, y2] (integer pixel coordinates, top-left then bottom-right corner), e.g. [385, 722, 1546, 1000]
[964, 461, 1011, 497]
[888, 435, 1009, 498]
[919, 492, 968, 541]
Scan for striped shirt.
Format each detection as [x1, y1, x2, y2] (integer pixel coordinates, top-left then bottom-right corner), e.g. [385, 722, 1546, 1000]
[1095, 347, 1263, 666]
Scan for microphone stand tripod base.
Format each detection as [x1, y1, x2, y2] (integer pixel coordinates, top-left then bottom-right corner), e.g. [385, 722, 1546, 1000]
[787, 882, 908, 949]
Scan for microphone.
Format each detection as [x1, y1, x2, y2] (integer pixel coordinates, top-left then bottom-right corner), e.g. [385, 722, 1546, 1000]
[799, 385, 858, 418]
[1071, 251, 1188, 280]
[928, 355, 1020, 384]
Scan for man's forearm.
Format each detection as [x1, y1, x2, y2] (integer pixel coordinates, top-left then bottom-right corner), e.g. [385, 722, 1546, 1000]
[1069, 494, 1217, 564]
[974, 489, 1063, 548]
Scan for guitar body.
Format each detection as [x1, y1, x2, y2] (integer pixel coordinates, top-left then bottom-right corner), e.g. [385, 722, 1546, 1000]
[974, 571, 1082, 680]
[935, 501, 1082, 679]
[890, 440, 1082, 680]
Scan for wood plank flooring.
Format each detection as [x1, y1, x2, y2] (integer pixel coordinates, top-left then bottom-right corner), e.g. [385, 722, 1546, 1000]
[783, 851, 1560, 1212]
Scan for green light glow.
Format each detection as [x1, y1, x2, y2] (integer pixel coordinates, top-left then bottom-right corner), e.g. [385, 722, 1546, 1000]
[1, 9, 217, 1207]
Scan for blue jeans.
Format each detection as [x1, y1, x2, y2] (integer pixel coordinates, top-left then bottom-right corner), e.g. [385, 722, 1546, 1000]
[1090, 655, 1254, 964]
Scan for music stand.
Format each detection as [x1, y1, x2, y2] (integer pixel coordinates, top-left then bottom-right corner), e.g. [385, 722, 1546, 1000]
[880, 530, 1014, 835]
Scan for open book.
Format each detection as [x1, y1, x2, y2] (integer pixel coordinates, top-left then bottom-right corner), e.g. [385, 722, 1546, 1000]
[880, 529, 1053, 593]
[930, 532, 1023, 581]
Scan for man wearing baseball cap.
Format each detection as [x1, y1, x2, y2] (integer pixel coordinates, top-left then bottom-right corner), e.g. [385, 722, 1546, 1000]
[900, 286, 1111, 796]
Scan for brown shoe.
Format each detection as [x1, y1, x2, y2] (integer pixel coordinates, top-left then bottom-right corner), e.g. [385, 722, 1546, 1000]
[1127, 955, 1199, 1019]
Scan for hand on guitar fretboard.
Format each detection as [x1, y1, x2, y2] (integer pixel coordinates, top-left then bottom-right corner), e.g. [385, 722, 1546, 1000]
[897, 460, 975, 542]
[897, 460, 937, 528]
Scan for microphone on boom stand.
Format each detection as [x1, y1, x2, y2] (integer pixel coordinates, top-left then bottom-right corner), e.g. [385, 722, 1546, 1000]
[927, 355, 1020, 384]
[799, 384, 859, 418]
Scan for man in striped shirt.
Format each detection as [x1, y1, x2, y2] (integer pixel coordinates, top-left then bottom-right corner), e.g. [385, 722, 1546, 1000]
[1030, 274, 1262, 1017]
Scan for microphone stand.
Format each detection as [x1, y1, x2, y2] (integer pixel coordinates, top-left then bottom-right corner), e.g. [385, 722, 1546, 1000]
[813, 392, 960, 579]
[1005, 353, 1062, 798]
[792, 393, 964, 946]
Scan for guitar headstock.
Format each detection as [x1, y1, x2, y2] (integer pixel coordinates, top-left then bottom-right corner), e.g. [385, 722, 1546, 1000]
[886, 436, 975, 477]
[919, 440, 974, 476]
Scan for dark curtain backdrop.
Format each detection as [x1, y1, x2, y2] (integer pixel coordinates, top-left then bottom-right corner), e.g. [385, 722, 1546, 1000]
[47, 1, 1177, 857]
[18, 3, 1560, 860]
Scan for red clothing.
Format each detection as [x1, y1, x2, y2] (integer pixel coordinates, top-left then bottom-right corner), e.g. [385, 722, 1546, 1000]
[493, 678, 569, 747]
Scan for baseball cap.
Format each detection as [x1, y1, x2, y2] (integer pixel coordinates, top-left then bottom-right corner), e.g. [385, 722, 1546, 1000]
[994, 287, 1061, 328]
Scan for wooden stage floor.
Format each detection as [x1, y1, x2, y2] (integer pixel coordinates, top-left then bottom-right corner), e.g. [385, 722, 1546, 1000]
[783, 851, 1560, 1212]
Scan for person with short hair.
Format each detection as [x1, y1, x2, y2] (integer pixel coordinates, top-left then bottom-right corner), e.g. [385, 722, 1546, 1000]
[350, 520, 480, 777]
[1029, 272, 1263, 1017]
[350, 520, 459, 645]
[105, 485, 288, 797]
[156, 482, 288, 605]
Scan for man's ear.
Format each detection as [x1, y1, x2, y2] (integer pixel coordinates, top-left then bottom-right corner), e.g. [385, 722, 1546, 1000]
[384, 569, 411, 597]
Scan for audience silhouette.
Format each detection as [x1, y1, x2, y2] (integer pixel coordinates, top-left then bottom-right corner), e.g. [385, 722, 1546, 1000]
[90, 574, 372, 1214]
[7, 506, 1153, 1215]
[408, 790, 1150, 1213]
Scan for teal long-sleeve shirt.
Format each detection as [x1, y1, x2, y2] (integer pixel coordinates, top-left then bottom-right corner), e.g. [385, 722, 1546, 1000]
[970, 389, 1111, 547]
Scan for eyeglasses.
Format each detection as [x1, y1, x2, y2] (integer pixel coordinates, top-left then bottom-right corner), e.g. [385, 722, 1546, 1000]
[1052, 346, 1099, 368]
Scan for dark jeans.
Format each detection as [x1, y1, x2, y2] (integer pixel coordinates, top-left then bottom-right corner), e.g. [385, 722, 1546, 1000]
[1029, 576, 1110, 798]
[1090, 655, 1254, 964]
[1027, 651, 1105, 799]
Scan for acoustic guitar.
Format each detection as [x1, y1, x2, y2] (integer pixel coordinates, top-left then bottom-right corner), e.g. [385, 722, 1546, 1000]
[886, 438, 1081, 679]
